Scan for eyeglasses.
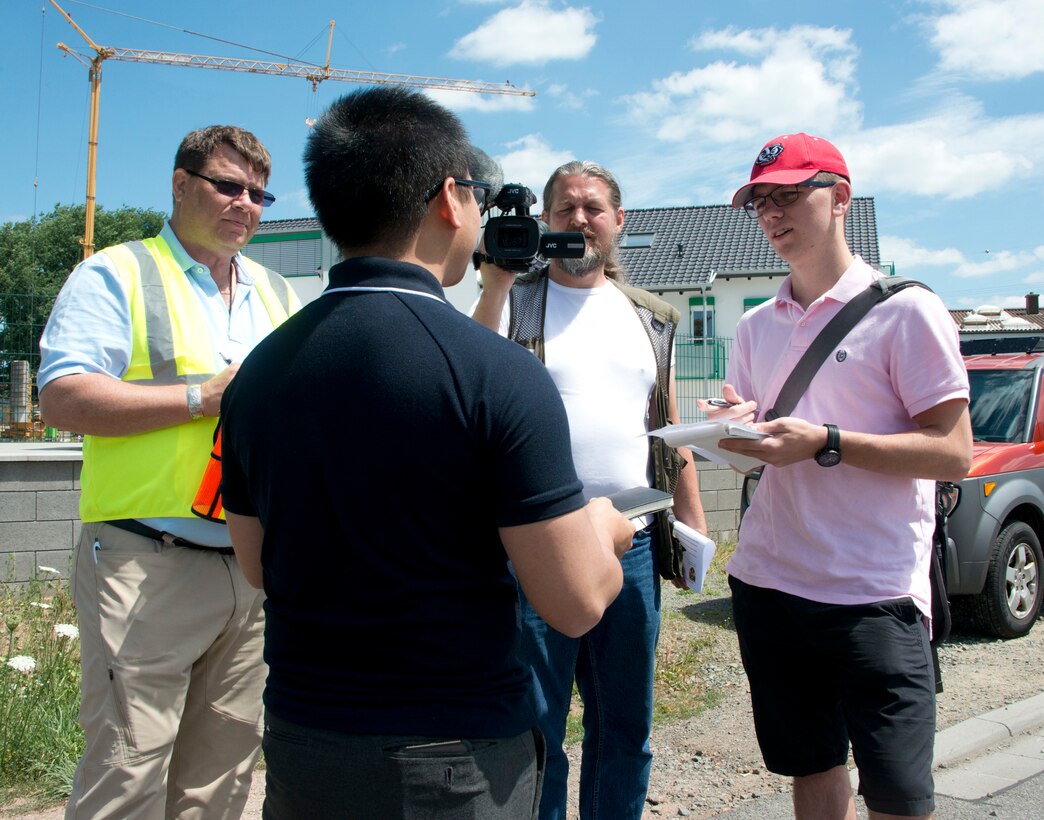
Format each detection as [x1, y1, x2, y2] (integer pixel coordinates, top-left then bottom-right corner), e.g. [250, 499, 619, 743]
[742, 180, 836, 219]
[424, 178, 492, 214]
[183, 168, 276, 208]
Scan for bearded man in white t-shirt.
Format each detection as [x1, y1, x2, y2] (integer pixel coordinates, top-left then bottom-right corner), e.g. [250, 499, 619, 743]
[472, 160, 707, 820]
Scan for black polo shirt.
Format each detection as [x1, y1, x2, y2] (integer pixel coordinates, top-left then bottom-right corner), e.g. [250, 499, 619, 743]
[221, 256, 585, 738]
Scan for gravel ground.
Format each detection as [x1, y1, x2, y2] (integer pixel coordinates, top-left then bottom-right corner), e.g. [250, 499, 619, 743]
[7, 583, 1042, 819]
[629, 585, 1044, 819]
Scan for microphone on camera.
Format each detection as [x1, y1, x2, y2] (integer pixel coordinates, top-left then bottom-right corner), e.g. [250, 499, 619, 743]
[468, 145, 504, 203]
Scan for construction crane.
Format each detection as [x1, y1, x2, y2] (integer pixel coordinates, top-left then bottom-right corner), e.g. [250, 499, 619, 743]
[49, 0, 535, 259]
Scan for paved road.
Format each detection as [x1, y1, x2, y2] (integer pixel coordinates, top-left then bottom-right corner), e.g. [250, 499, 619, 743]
[714, 693, 1044, 818]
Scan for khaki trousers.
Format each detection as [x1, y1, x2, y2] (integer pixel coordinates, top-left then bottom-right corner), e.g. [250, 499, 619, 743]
[66, 522, 266, 820]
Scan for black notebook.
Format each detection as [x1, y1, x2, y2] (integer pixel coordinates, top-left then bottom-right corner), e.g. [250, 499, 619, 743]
[606, 486, 674, 519]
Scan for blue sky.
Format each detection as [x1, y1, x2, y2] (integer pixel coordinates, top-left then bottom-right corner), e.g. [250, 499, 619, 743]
[2, 0, 1042, 309]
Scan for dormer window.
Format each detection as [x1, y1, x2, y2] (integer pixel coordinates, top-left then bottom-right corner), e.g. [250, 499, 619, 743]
[619, 233, 655, 248]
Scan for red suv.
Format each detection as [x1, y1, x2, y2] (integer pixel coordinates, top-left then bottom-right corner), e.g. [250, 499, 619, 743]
[945, 347, 1044, 637]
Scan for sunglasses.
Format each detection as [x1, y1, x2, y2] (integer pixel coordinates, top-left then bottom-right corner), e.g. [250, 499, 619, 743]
[184, 168, 276, 208]
[423, 178, 493, 214]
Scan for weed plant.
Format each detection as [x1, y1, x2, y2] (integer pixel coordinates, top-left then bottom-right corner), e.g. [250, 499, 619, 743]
[0, 566, 83, 804]
[564, 541, 738, 744]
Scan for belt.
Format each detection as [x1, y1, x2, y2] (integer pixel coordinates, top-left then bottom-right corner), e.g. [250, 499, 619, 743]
[103, 519, 236, 556]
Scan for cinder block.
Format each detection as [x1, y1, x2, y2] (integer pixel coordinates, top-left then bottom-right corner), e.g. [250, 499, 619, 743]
[34, 548, 75, 582]
[719, 489, 742, 509]
[0, 550, 39, 584]
[706, 509, 739, 532]
[72, 460, 83, 490]
[699, 491, 722, 513]
[0, 491, 36, 522]
[36, 490, 81, 521]
[0, 461, 77, 492]
[0, 520, 75, 554]
[698, 470, 741, 491]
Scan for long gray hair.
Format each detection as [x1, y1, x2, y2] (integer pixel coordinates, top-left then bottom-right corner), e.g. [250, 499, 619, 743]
[542, 160, 626, 282]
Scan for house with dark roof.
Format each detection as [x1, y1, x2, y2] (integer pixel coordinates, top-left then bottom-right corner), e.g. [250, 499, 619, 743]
[618, 197, 883, 342]
[248, 197, 886, 327]
[245, 216, 484, 312]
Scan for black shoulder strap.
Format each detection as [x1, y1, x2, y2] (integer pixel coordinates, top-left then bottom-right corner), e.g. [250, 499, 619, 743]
[765, 277, 930, 421]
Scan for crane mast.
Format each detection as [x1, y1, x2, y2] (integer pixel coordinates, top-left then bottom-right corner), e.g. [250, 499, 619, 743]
[49, 0, 534, 259]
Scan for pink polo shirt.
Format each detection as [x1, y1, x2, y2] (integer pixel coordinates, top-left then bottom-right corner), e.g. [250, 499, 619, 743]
[725, 257, 968, 619]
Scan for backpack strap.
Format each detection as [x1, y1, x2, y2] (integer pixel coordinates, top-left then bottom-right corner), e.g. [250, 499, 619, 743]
[765, 277, 931, 420]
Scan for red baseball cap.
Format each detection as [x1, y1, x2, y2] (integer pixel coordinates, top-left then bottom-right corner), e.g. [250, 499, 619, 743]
[731, 132, 850, 208]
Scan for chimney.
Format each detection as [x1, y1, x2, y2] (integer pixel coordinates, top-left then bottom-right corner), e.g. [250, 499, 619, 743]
[1027, 293, 1040, 315]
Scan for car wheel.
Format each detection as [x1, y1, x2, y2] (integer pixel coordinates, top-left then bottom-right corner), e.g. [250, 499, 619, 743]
[970, 521, 1042, 638]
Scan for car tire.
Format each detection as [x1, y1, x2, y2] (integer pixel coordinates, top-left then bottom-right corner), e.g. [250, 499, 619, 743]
[969, 521, 1042, 638]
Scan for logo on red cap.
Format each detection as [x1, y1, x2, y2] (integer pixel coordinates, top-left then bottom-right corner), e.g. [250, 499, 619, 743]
[755, 143, 784, 167]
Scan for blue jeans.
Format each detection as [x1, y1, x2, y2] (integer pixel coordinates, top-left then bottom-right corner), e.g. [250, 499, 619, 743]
[517, 526, 661, 820]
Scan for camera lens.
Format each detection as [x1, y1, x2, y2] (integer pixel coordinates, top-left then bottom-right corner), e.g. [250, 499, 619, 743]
[499, 228, 527, 250]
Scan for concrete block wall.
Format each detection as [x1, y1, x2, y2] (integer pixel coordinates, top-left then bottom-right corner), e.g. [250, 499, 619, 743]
[695, 460, 743, 544]
[0, 444, 745, 584]
[0, 444, 82, 583]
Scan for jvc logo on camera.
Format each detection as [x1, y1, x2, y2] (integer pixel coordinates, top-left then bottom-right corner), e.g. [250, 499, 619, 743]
[482, 183, 584, 273]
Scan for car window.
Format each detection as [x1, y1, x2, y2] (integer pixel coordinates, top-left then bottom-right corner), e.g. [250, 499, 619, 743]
[968, 369, 1034, 443]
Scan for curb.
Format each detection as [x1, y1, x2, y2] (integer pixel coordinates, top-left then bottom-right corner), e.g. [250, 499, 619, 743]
[933, 690, 1044, 768]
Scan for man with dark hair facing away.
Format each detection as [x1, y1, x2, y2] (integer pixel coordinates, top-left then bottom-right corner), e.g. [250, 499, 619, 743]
[220, 86, 635, 819]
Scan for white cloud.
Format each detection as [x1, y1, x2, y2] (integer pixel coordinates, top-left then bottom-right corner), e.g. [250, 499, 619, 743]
[545, 83, 597, 110]
[952, 293, 1033, 310]
[449, 1, 598, 66]
[490, 134, 576, 212]
[277, 188, 313, 214]
[882, 236, 1044, 280]
[620, 25, 862, 144]
[846, 103, 1044, 199]
[880, 235, 965, 269]
[426, 88, 536, 113]
[928, 0, 1044, 80]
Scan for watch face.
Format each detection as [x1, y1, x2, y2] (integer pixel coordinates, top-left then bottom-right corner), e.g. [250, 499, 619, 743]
[816, 449, 842, 467]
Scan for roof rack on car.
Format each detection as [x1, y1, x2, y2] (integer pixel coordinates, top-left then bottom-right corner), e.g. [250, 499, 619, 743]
[959, 335, 1044, 356]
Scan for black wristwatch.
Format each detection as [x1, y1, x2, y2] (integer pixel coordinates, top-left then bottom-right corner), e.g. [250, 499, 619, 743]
[815, 424, 842, 467]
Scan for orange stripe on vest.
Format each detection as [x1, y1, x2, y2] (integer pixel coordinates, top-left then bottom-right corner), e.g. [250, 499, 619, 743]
[191, 423, 224, 522]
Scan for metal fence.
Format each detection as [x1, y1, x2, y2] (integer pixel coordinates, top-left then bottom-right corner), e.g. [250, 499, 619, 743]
[674, 334, 732, 422]
[1, 291, 62, 441]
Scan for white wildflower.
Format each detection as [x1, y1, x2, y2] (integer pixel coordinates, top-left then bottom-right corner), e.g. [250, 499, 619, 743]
[30, 602, 53, 610]
[37, 566, 61, 575]
[5, 655, 37, 674]
[54, 624, 79, 640]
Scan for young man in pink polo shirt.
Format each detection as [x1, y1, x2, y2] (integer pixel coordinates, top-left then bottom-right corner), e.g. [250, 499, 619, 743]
[710, 133, 972, 820]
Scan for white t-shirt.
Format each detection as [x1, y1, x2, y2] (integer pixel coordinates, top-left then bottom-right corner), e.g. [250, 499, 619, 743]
[496, 278, 656, 500]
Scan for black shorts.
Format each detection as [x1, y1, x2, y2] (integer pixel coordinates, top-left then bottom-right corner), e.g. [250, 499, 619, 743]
[729, 576, 936, 817]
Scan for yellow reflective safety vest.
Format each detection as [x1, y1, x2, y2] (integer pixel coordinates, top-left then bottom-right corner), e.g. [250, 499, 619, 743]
[79, 235, 300, 523]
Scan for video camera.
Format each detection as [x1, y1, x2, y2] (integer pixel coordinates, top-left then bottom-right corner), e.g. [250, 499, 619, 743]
[480, 183, 585, 273]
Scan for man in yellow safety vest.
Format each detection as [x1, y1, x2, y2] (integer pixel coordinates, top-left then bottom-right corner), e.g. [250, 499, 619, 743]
[39, 125, 299, 819]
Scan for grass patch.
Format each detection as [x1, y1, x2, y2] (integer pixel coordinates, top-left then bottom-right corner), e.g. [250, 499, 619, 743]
[564, 541, 738, 745]
[0, 568, 83, 808]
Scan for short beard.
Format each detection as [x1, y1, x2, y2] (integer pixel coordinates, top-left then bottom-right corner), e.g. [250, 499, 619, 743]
[554, 238, 616, 277]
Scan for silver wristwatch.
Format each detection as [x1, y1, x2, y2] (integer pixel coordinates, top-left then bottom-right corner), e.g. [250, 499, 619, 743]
[186, 384, 204, 419]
